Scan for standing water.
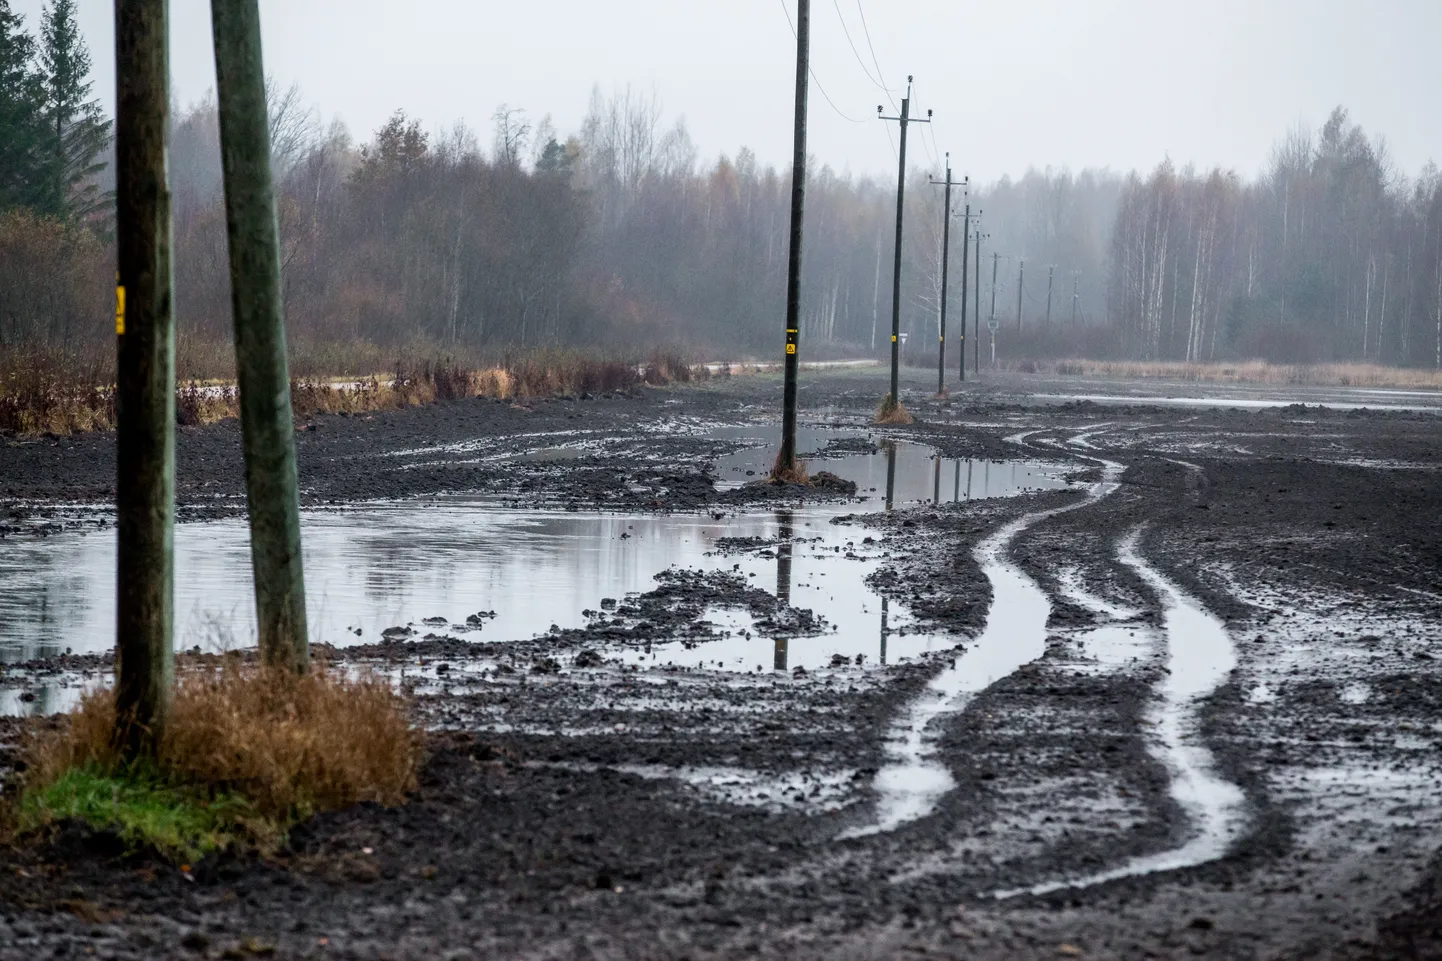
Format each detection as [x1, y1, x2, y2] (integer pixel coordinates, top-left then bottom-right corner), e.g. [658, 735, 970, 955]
[0, 430, 1070, 672]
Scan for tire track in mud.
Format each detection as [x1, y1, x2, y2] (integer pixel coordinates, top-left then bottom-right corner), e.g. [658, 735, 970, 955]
[845, 429, 1124, 837]
[994, 525, 1249, 897]
[854, 422, 1249, 895]
[991, 428, 1247, 895]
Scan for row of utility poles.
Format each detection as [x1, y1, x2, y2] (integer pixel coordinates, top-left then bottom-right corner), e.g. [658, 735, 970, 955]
[115, 0, 309, 755]
[774, 0, 1089, 472]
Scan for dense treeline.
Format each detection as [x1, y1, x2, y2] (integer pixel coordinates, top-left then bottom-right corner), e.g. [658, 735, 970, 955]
[1, 4, 1439, 371]
[1111, 109, 1442, 365]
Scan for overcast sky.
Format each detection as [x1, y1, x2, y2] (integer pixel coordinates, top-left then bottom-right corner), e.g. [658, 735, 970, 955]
[15, 0, 1442, 184]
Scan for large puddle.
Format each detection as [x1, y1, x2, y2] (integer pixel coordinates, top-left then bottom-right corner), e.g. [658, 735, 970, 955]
[0, 429, 1070, 676]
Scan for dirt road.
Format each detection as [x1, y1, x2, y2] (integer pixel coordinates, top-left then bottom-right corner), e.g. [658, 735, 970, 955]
[1, 367, 1440, 959]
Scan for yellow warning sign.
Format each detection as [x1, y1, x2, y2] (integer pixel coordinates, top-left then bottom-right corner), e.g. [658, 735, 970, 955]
[891, 334, 897, 342]
[115, 285, 126, 335]
[786, 343, 796, 354]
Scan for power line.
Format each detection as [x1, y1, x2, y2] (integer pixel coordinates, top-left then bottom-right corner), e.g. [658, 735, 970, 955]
[856, 0, 898, 112]
[832, 0, 896, 94]
[779, 0, 867, 124]
[910, 84, 940, 170]
[917, 85, 943, 171]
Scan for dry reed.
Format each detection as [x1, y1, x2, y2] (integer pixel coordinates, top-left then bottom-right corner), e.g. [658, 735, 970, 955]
[0, 347, 708, 437]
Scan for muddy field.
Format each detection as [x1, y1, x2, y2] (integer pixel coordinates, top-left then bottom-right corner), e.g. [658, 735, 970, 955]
[1, 366, 1440, 960]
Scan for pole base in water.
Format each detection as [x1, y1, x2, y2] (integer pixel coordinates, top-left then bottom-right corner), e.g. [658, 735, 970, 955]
[770, 451, 810, 485]
[876, 394, 915, 425]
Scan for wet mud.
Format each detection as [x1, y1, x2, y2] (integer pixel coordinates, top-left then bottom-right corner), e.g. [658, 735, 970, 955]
[0, 367, 1440, 959]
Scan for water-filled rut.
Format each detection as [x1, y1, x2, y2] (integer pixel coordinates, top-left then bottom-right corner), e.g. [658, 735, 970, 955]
[848, 440, 1125, 836]
[997, 528, 1248, 896]
[855, 426, 1248, 892]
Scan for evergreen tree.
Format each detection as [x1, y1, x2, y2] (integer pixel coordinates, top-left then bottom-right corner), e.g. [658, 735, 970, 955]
[0, 0, 46, 213]
[38, 0, 109, 220]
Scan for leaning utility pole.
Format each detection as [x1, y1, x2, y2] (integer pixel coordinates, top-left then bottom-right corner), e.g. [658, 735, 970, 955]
[928, 157, 965, 396]
[1046, 265, 1054, 327]
[211, 0, 310, 671]
[114, 0, 175, 757]
[877, 78, 930, 415]
[775, 0, 809, 478]
[957, 202, 972, 383]
[989, 252, 1000, 368]
[1016, 258, 1025, 333]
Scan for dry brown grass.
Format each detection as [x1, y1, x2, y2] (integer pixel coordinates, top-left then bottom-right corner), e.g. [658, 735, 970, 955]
[0, 347, 115, 435]
[770, 454, 809, 485]
[1006, 358, 1442, 390]
[875, 394, 915, 425]
[25, 660, 421, 822]
[1, 347, 708, 436]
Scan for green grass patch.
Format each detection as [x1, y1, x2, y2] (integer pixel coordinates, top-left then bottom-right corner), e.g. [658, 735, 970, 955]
[18, 766, 275, 863]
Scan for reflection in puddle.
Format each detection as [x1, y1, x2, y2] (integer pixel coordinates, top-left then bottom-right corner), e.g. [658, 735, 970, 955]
[0, 431, 1072, 687]
[713, 427, 1070, 506]
[616, 508, 959, 673]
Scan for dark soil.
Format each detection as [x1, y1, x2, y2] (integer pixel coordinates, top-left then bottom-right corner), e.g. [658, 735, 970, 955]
[1, 366, 1440, 959]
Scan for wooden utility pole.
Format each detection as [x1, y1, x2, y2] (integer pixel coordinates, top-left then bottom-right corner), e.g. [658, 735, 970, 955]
[957, 202, 971, 383]
[211, 0, 310, 671]
[974, 224, 986, 376]
[928, 157, 965, 395]
[114, 0, 175, 757]
[1016, 258, 1025, 333]
[878, 78, 930, 413]
[776, 0, 809, 477]
[989, 252, 1000, 368]
[1046, 265, 1054, 326]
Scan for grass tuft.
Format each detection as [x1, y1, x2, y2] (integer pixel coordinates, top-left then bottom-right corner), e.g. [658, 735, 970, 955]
[770, 454, 809, 485]
[15, 660, 421, 861]
[875, 394, 915, 425]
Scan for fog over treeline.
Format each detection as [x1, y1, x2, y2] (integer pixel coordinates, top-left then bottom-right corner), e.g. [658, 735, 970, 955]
[5, 69, 1442, 368]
